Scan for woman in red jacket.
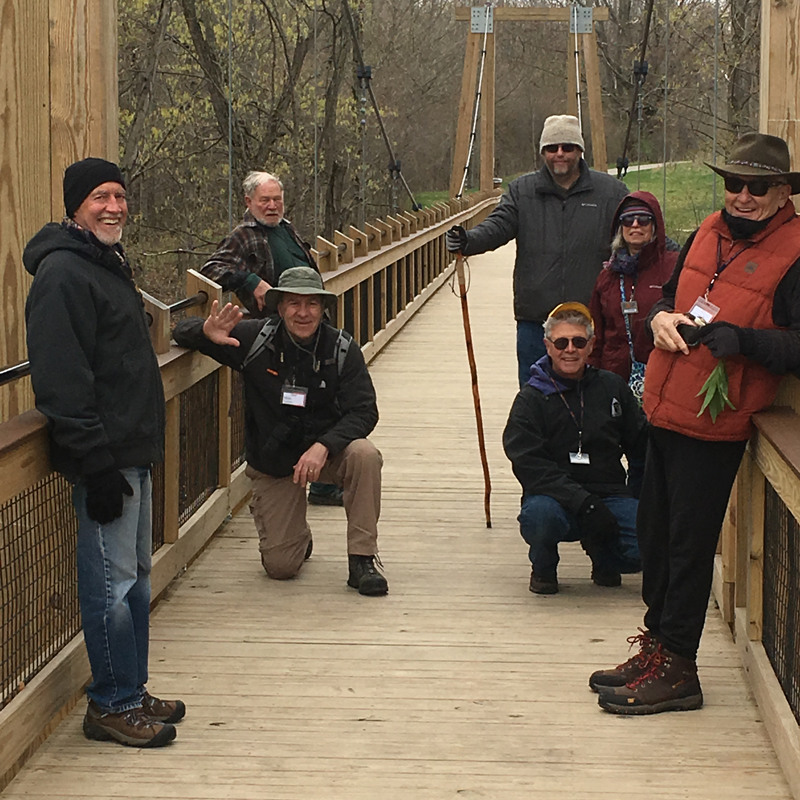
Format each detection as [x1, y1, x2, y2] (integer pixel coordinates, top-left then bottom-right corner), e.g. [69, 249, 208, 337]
[588, 191, 679, 400]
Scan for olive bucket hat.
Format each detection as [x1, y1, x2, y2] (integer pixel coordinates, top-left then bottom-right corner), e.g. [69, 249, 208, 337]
[263, 266, 337, 314]
[706, 132, 800, 194]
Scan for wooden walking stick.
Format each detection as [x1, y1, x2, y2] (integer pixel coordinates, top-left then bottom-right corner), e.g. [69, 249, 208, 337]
[454, 252, 492, 528]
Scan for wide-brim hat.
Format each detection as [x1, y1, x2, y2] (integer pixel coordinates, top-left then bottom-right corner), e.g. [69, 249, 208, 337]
[706, 132, 800, 194]
[547, 301, 593, 324]
[263, 266, 337, 314]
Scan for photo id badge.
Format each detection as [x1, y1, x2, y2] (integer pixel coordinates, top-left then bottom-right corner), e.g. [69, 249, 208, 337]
[621, 300, 638, 315]
[281, 384, 308, 408]
[687, 296, 720, 325]
[569, 451, 591, 465]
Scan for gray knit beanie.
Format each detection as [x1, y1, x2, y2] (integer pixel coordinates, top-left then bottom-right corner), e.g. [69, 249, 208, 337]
[539, 115, 585, 152]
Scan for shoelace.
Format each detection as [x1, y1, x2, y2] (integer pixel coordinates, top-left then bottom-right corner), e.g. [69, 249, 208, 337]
[615, 628, 653, 669]
[626, 646, 668, 689]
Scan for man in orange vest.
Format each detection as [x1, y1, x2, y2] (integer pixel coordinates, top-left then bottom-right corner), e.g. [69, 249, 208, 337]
[588, 133, 800, 714]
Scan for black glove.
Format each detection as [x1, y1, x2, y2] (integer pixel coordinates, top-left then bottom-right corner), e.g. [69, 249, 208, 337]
[445, 225, 468, 253]
[696, 321, 742, 358]
[578, 495, 621, 548]
[84, 468, 134, 524]
[676, 323, 703, 347]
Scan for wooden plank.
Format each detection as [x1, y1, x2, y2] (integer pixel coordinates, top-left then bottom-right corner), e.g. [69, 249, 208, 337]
[455, 7, 610, 22]
[748, 460, 766, 642]
[315, 235, 337, 272]
[0, 0, 49, 421]
[141, 291, 171, 355]
[735, 449, 754, 609]
[348, 225, 369, 258]
[372, 218, 392, 247]
[334, 230, 355, 264]
[582, 30, 608, 170]
[363, 222, 382, 252]
[366, 275, 375, 343]
[479, 31, 496, 193]
[450, 31, 480, 198]
[185, 268, 221, 318]
[567, 29, 579, 117]
[162, 396, 180, 544]
[217, 367, 232, 489]
[0, 410, 50, 506]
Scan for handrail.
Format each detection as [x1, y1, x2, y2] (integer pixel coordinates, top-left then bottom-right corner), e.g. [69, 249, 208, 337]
[0, 361, 30, 387]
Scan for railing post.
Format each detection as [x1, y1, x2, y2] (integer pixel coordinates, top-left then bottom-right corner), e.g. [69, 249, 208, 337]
[163, 396, 180, 544]
[315, 236, 337, 272]
[186, 269, 221, 316]
[349, 226, 370, 258]
[217, 365, 232, 489]
[334, 230, 355, 264]
[142, 291, 171, 355]
[748, 466, 766, 641]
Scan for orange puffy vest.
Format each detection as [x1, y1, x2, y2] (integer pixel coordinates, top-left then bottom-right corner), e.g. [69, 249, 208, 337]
[643, 201, 800, 441]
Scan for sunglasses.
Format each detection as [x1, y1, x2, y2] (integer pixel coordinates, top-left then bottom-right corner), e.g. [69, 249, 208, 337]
[619, 213, 655, 227]
[723, 175, 786, 197]
[543, 144, 579, 154]
[548, 336, 589, 350]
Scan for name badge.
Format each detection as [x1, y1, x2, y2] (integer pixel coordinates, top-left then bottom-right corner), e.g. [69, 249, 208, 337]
[570, 451, 591, 465]
[281, 385, 308, 408]
[687, 297, 720, 325]
[621, 300, 638, 315]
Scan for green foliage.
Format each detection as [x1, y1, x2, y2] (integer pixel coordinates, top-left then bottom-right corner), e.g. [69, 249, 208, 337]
[696, 358, 736, 423]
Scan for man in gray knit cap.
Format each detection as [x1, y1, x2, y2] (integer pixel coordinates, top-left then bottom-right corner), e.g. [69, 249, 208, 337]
[447, 114, 628, 386]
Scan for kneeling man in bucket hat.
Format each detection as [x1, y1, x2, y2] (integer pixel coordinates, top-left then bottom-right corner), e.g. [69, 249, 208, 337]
[173, 267, 388, 595]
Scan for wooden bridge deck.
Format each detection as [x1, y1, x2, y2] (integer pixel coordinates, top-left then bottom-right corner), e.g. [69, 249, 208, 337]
[2, 245, 792, 799]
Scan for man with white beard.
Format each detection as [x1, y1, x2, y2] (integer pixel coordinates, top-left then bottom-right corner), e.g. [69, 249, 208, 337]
[201, 171, 318, 318]
[24, 157, 185, 747]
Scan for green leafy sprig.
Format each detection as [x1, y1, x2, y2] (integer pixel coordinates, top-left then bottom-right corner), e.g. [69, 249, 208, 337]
[696, 358, 736, 422]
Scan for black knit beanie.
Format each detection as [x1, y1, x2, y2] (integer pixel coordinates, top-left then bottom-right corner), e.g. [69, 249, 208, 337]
[63, 158, 125, 218]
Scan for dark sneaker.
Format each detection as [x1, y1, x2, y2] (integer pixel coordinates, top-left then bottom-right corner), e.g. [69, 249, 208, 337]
[598, 645, 704, 715]
[305, 538, 313, 560]
[591, 567, 621, 587]
[141, 691, 186, 723]
[347, 555, 388, 596]
[529, 567, 558, 595]
[83, 700, 176, 747]
[589, 629, 657, 692]
[308, 483, 344, 506]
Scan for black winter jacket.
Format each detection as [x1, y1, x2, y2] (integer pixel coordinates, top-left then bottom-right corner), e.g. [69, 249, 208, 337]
[173, 317, 378, 477]
[463, 161, 629, 322]
[24, 223, 165, 481]
[502, 363, 647, 513]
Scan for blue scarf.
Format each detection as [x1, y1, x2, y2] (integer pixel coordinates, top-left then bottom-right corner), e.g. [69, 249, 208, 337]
[605, 249, 640, 276]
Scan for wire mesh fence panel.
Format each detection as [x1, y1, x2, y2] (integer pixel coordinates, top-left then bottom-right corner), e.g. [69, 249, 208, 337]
[0, 474, 80, 711]
[151, 460, 165, 552]
[179, 372, 220, 525]
[763, 482, 800, 725]
[230, 369, 246, 470]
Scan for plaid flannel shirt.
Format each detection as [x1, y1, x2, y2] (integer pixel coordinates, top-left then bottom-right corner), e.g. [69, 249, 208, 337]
[200, 211, 316, 316]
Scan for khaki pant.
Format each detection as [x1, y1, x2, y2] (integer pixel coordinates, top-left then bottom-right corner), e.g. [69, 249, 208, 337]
[245, 439, 382, 579]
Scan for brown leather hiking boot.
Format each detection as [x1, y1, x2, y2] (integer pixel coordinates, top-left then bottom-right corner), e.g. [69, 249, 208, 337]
[141, 691, 186, 723]
[589, 629, 656, 692]
[529, 567, 558, 595]
[83, 700, 177, 747]
[347, 555, 388, 596]
[597, 644, 704, 715]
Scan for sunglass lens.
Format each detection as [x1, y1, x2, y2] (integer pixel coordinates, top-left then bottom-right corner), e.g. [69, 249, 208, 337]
[552, 337, 588, 350]
[620, 214, 654, 227]
[723, 176, 774, 196]
[544, 144, 577, 154]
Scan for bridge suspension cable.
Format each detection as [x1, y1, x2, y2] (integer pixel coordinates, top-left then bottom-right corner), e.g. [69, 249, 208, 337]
[341, 0, 420, 211]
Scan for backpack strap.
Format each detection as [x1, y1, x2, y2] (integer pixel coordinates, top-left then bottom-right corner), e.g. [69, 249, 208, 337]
[241, 318, 281, 369]
[334, 329, 353, 375]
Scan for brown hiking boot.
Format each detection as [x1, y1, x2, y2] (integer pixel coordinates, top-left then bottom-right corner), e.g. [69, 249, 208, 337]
[141, 691, 186, 723]
[83, 700, 176, 747]
[597, 645, 704, 715]
[589, 629, 656, 692]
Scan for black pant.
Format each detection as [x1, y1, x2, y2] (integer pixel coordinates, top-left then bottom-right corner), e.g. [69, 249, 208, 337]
[638, 426, 747, 660]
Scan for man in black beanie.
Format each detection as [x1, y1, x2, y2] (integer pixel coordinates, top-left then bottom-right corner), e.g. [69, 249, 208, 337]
[23, 157, 185, 747]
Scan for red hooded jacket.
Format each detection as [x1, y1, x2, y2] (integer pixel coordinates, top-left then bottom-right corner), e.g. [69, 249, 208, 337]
[588, 191, 679, 380]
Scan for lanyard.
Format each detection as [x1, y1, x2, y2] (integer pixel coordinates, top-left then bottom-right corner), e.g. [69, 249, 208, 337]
[550, 376, 585, 454]
[706, 238, 753, 298]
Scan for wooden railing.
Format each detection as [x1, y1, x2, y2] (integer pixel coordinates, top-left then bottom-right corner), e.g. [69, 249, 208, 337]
[714, 376, 800, 800]
[0, 192, 499, 790]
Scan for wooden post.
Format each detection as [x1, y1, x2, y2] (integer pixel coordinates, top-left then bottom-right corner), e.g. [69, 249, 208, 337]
[363, 222, 382, 252]
[450, 31, 481, 198]
[373, 219, 393, 246]
[748, 465, 766, 641]
[480, 31, 496, 194]
[366, 275, 375, 342]
[760, 0, 800, 162]
[582, 31, 608, 170]
[141, 291, 171, 355]
[163, 396, 180, 544]
[217, 366, 232, 489]
[334, 230, 355, 264]
[567, 30, 579, 117]
[348, 226, 369, 258]
[186, 269, 221, 317]
[315, 236, 337, 272]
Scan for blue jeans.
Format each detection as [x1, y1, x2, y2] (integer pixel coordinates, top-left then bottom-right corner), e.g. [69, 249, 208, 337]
[518, 494, 641, 578]
[516, 320, 547, 388]
[74, 467, 152, 713]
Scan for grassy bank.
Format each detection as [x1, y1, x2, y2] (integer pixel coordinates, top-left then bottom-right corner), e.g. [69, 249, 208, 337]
[414, 161, 723, 247]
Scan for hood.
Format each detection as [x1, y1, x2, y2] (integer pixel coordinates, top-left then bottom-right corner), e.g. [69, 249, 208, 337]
[23, 222, 123, 278]
[610, 190, 666, 261]
[527, 355, 588, 395]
